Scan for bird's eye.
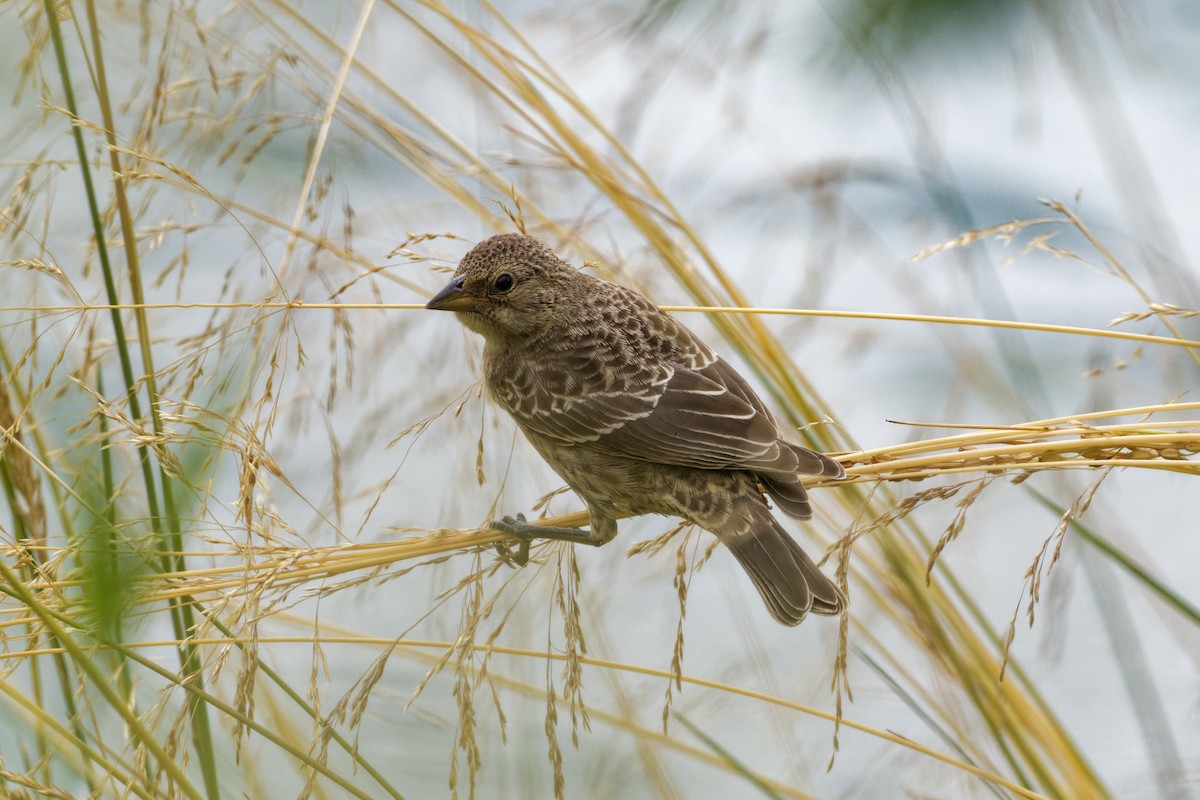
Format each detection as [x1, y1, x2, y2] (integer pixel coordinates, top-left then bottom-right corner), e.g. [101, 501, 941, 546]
[493, 273, 515, 292]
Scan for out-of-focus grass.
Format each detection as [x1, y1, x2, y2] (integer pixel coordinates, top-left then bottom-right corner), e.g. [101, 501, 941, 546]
[1, 1, 1195, 799]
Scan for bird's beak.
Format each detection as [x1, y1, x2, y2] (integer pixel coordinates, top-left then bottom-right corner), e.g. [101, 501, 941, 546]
[426, 275, 477, 312]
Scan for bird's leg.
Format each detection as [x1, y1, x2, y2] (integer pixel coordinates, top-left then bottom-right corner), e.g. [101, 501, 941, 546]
[492, 511, 617, 566]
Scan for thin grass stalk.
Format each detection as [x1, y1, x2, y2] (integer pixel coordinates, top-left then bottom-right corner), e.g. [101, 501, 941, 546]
[0, 597, 400, 796]
[1035, 502, 1200, 625]
[0, 557, 206, 800]
[2, 558, 403, 798]
[853, 648, 1009, 800]
[272, 0, 377, 289]
[198, 614, 408, 800]
[912, 195, 1194, 794]
[69, 1, 221, 793]
[246, 0, 541, 229]
[457, 22, 1097, 796]
[0, 630, 1053, 800]
[841, 507, 1110, 797]
[108, 644, 385, 800]
[95, 366, 154, 789]
[384, 9, 1123, 793]
[5, 301, 1199, 353]
[334, 635, 1058, 800]
[0, 411, 50, 770]
[9, 403, 1190, 602]
[0, 349, 102, 793]
[674, 714, 791, 800]
[37, 0, 166, 569]
[0, 335, 105, 792]
[0, 677, 160, 800]
[12, 5, 1189, 795]
[1027, 488, 1195, 792]
[1079, 548, 1188, 800]
[446, 0, 843, 446]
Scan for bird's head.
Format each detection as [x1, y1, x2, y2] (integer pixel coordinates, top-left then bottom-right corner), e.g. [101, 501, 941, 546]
[426, 233, 579, 341]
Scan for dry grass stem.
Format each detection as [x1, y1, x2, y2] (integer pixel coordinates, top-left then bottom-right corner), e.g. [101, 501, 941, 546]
[3, 1, 1190, 796]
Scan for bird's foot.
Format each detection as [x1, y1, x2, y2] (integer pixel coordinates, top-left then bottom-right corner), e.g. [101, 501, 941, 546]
[493, 513, 536, 566]
[492, 513, 605, 566]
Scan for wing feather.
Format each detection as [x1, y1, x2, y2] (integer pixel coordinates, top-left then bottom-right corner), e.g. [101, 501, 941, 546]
[487, 286, 826, 475]
[497, 354, 790, 471]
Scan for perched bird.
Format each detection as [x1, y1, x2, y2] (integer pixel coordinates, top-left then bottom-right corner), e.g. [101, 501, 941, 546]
[426, 233, 845, 625]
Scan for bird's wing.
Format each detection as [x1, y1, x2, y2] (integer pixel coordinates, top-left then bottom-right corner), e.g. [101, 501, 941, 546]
[596, 355, 785, 468]
[495, 335, 786, 471]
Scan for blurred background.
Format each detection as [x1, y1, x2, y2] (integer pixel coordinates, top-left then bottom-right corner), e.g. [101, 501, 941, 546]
[1, 1, 1197, 798]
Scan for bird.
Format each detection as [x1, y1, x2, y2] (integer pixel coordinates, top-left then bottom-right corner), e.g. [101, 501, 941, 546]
[425, 233, 845, 625]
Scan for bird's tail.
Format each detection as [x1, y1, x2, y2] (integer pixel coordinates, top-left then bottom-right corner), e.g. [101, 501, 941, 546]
[721, 504, 845, 626]
[758, 441, 844, 520]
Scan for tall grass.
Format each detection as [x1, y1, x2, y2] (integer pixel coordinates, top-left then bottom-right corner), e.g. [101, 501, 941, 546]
[0, 1, 1195, 798]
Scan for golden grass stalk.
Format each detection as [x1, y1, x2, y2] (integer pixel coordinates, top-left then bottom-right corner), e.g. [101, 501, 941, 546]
[3, 1, 1192, 797]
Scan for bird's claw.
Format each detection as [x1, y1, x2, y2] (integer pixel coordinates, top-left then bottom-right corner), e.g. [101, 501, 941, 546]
[493, 513, 533, 567]
[493, 513, 529, 534]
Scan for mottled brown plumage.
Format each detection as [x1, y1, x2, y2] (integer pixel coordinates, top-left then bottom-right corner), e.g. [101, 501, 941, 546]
[427, 233, 845, 625]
